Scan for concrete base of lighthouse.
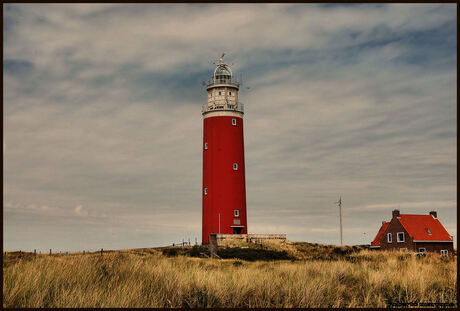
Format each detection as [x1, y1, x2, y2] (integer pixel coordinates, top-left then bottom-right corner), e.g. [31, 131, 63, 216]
[208, 234, 288, 253]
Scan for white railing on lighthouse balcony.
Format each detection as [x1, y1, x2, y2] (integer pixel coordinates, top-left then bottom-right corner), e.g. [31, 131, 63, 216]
[205, 78, 240, 88]
[202, 102, 244, 114]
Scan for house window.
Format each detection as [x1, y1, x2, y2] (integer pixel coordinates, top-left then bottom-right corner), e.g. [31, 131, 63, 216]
[233, 219, 241, 225]
[204, 142, 208, 150]
[397, 232, 405, 243]
[204, 188, 208, 195]
[441, 250, 448, 256]
[400, 248, 407, 252]
[425, 228, 432, 235]
[233, 163, 238, 170]
[387, 233, 392, 243]
[234, 210, 239, 217]
[232, 118, 236, 126]
[418, 248, 426, 254]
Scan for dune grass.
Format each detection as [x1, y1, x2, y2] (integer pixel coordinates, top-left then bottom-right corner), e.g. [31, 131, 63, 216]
[3, 246, 457, 308]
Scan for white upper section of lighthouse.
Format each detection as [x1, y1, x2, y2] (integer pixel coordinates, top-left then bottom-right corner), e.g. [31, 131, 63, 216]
[202, 53, 244, 117]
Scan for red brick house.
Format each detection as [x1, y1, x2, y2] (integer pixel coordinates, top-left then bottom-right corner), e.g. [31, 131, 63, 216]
[370, 209, 453, 255]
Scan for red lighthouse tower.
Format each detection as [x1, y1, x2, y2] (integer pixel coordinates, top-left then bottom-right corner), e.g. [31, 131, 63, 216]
[202, 54, 247, 244]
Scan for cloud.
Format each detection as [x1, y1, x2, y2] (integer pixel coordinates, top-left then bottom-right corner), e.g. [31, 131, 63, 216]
[74, 205, 88, 216]
[3, 3, 456, 251]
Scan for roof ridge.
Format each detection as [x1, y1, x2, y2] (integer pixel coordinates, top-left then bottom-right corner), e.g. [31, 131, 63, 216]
[400, 214, 432, 216]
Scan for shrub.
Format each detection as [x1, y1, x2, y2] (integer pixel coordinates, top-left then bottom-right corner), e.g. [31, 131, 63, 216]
[216, 247, 294, 261]
[162, 248, 178, 257]
[233, 261, 243, 267]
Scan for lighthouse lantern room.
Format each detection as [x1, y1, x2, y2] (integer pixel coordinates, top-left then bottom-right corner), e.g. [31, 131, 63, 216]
[202, 54, 248, 244]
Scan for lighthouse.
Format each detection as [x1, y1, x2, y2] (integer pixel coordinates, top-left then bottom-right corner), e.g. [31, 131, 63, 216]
[202, 54, 248, 244]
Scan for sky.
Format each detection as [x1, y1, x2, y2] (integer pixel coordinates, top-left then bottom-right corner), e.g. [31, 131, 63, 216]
[3, 3, 457, 252]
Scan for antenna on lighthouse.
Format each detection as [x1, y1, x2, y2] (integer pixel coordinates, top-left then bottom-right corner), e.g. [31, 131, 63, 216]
[334, 197, 343, 245]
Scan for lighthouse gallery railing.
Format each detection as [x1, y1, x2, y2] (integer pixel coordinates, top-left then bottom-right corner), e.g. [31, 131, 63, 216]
[202, 102, 244, 114]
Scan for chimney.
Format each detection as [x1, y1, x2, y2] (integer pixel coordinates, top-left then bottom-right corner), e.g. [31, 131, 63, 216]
[429, 211, 437, 218]
[392, 209, 400, 219]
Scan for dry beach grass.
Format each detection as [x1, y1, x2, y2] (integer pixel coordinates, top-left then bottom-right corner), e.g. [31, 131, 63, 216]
[2, 244, 457, 308]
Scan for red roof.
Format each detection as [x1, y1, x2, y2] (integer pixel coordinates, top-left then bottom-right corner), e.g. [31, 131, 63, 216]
[398, 214, 452, 241]
[371, 222, 389, 247]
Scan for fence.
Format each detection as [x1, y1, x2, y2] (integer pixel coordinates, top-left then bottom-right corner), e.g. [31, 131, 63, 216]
[4, 237, 200, 257]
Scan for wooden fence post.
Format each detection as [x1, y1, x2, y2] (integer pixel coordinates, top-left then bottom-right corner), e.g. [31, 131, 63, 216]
[34, 249, 36, 256]
[50, 249, 52, 256]
[101, 248, 103, 256]
[83, 250, 85, 255]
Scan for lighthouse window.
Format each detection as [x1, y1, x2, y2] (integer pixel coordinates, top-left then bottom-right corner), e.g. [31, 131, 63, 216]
[234, 210, 239, 217]
[233, 163, 238, 170]
[232, 119, 236, 126]
[229, 92, 232, 96]
[204, 142, 208, 150]
[218, 91, 221, 96]
[204, 188, 208, 195]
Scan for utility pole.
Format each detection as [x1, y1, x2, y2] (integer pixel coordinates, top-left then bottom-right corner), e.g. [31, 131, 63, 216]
[335, 197, 343, 245]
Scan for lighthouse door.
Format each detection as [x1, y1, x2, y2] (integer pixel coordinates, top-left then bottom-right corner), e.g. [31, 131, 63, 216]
[233, 227, 242, 234]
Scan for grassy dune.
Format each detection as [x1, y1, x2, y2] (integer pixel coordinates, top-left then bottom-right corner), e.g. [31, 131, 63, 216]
[2, 244, 457, 308]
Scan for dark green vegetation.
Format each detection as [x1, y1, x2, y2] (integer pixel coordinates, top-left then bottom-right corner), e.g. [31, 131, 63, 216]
[163, 245, 294, 261]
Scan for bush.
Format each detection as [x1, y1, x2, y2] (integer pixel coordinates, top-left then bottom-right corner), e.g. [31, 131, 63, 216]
[162, 248, 178, 257]
[333, 247, 351, 256]
[233, 261, 243, 267]
[186, 246, 209, 258]
[217, 247, 294, 261]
